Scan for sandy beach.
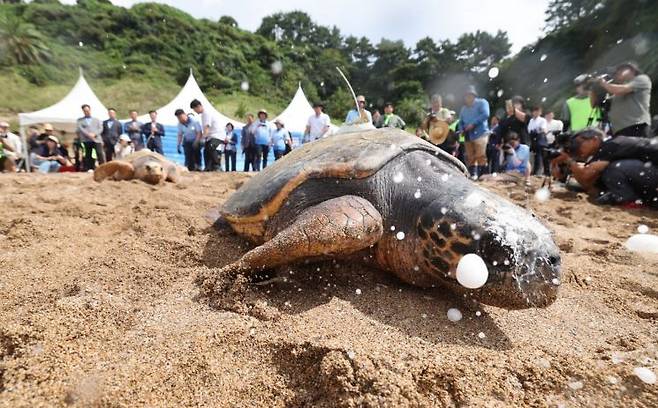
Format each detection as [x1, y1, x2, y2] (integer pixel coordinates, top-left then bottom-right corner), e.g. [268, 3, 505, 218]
[1, 171, 657, 407]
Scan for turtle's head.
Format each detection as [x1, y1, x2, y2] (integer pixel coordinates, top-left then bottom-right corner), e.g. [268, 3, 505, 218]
[418, 190, 561, 309]
[138, 160, 165, 184]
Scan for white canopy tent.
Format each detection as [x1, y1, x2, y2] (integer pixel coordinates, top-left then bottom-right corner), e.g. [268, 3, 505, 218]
[274, 84, 338, 134]
[135, 70, 243, 128]
[19, 69, 108, 133]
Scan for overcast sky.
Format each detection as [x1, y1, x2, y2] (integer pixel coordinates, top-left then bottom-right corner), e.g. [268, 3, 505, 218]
[61, 0, 550, 53]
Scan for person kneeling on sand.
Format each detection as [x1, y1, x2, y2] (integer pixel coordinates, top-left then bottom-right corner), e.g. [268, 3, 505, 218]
[502, 132, 531, 177]
[31, 135, 71, 173]
[552, 128, 658, 207]
[114, 134, 135, 160]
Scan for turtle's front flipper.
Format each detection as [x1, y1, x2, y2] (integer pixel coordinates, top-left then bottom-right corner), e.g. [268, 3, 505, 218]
[201, 195, 383, 294]
[93, 161, 135, 182]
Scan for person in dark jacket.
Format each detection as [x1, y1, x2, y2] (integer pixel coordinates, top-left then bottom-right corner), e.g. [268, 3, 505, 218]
[141, 110, 165, 155]
[101, 108, 123, 161]
[241, 113, 256, 171]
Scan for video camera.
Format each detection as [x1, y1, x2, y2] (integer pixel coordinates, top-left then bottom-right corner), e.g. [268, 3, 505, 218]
[544, 131, 574, 182]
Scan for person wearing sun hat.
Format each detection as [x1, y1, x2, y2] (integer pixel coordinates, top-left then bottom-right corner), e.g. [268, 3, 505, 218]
[345, 95, 372, 125]
[253, 109, 273, 171]
[30, 134, 70, 173]
[272, 119, 292, 160]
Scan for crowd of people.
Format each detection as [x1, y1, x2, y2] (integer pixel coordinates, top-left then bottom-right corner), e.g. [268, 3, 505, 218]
[1, 61, 656, 208]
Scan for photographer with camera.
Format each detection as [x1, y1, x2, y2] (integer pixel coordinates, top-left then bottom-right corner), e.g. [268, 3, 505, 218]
[552, 128, 658, 206]
[502, 131, 531, 177]
[594, 62, 652, 138]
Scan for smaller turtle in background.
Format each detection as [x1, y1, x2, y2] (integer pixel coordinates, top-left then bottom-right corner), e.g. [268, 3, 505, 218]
[93, 150, 183, 184]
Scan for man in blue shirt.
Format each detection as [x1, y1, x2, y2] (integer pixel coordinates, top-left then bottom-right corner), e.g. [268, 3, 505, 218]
[345, 95, 372, 125]
[503, 132, 531, 177]
[253, 109, 273, 171]
[175, 109, 202, 171]
[458, 86, 490, 178]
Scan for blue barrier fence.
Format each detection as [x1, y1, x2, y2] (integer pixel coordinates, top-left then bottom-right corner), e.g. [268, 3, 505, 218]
[159, 125, 303, 170]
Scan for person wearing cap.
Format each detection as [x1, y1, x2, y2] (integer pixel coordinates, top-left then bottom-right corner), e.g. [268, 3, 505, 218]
[30, 135, 70, 173]
[253, 109, 273, 171]
[0, 121, 23, 171]
[458, 86, 491, 178]
[304, 102, 331, 143]
[345, 95, 372, 125]
[114, 134, 135, 160]
[141, 110, 165, 155]
[191, 99, 223, 171]
[420, 94, 458, 155]
[596, 62, 652, 138]
[224, 123, 240, 172]
[562, 75, 601, 132]
[102, 108, 123, 162]
[76, 104, 105, 170]
[272, 119, 292, 160]
[175, 109, 203, 171]
[124, 110, 144, 151]
[380, 102, 406, 129]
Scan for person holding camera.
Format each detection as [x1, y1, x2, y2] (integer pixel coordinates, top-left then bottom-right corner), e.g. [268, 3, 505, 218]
[552, 128, 658, 206]
[527, 105, 549, 176]
[595, 62, 652, 138]
[502, 132, 531, 177]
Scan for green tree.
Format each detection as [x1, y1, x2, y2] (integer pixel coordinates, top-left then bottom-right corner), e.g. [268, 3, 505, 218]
[545, 0, 605, 32]
[0, 14, 51, 65]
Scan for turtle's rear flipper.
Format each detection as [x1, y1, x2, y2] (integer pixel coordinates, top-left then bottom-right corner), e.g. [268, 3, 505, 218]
[200, 195, 384, 295]
[93, 161, 135, 182]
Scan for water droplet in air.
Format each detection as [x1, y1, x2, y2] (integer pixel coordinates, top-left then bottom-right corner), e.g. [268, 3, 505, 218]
[552, 278, 560, 285]
[456, 254, 489, 289]
[270, 60, 283, 75]
[637, 224, 649, 234]
[447, 308, 462, 322]
[568, 380, 584, 390]
[497, 89, 504, 97]
[535, 187, 551, 202]
[477, 332, 486, 339]
[393, 173, 404, 183]
[543, 78, 549, 83]
[396, 231, 406, 240]
[414, 190, 422, 199]
[390, 225, 396, 231]
[488, 67, 499, 79]
[347, 350, 356, 359]
[616, 38, 623, 44]
[633, 367, 656, 384]
[78, 41, 84, 47]
[240, 81, 250, 91]
[441, 174, 449, 182]
[440, 207, 448, 215]
[355, 288, 362, 295]
[475, 311, 482, 317]
[540, 54, 547, 62]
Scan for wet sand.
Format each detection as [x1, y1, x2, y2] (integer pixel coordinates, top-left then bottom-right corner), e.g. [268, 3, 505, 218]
[1, 172, 656, 407]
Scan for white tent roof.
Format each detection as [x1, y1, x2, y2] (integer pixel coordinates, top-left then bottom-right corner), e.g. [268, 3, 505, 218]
[137, 71, 243, 128]
[19, 70, 108, 129]
[274, 84, 338, 133]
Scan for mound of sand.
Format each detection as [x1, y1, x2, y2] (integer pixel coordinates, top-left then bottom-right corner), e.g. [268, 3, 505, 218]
[0, 172, 656, 407]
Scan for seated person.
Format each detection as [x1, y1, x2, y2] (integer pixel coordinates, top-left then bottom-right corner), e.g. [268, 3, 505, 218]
[552, 128, 658, 206]
[114, 134, 135, 160]
[31, 135, 71, 173]
[502, 132, 531, 177]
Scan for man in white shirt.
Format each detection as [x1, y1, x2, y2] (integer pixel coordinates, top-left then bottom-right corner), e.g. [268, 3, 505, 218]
[544, 110, 564, 145]
[527, 105, 549, 176]
[191, 99, 223, 171]
[0, 121, 22, 171]
[304, 102, 331, 143]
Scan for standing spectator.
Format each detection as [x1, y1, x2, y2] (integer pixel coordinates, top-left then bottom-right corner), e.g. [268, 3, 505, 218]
[175, 109, 203, 171]
[224, 123, 239, 172]
[496, 96, 529, 145]
[380, 102, 406, 129]
[272, 120, 292, 160]
[191, 99, 223, 171]
[345, 95, 372, 124]
[458, 86, 490, 178]
[101, 108, 122, 162]
[304, 102, 331, 143]
[502, 132, 531, 177]
[253, 109, 273, 171]
[487, 116, 502, 174]
[562, 75, 600, 132]
[598, 62, 652, 138]
[30, 135, 70, 173]
[124, 110, 144, 151]
[545, 110, 564, 145]
[142, 111, 165, 155]
[527, 105, 549, 175]
[428, 94, 454, 121]
[27, 125, 42, 153]
[241, 113, 256, 171]
[76, 104, 104, 170]
[372, 109, 382, 128]
[420, 95, 458, 155]
[114, 134, 134, 160]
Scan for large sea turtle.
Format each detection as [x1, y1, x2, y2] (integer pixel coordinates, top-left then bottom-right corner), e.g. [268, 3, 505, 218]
[93, 151, 182, 185]
[210, 128, 561, 309]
